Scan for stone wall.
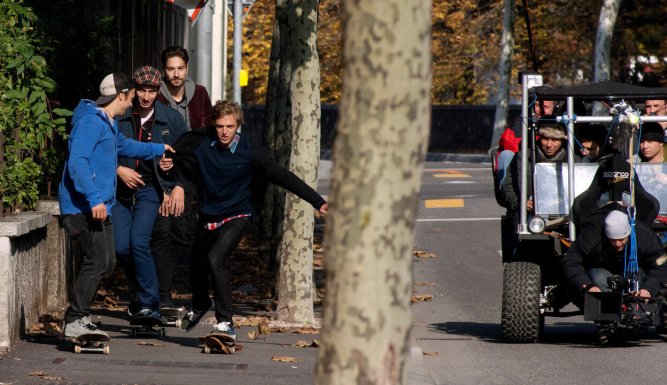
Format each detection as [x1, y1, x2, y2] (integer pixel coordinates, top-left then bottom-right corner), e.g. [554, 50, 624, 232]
[0, 206, 67, 353]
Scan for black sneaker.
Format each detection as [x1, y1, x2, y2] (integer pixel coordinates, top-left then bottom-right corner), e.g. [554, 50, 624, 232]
[131, 308, 167, 326]
[179, 300, 213, 333]
[127, 301, 141, 317]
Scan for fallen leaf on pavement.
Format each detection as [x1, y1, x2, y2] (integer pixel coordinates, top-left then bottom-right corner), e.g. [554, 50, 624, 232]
[422, 351, 439, 356]
[272, 356, 296, 362]
[248, 331, 258, 340]
[29, 371, 65, 381]
[411, 294, 433, 303]
[413, 250, 436, 259]
[234, 315, 270, 327]
[415, 282, 436, 286]
[138, 341, 165, 347]
[293, 327, 319, 334]
[293, 340, 319, 348]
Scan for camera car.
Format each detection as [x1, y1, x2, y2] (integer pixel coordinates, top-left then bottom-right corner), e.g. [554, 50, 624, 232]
[498, 74, 667, 343]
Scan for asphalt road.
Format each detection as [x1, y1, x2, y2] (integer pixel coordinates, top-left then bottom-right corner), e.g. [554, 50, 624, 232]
[411, 161, 666, 385]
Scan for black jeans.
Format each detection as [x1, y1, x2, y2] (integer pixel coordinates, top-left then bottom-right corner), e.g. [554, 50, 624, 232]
[191, 216, 250, 323]
[62, 213, 115, 323]
[152, 198, 198, 302]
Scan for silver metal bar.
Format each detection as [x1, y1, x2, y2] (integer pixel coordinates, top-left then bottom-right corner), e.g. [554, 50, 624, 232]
[519, 80, 529, 234]
[566, 97, 576, 241]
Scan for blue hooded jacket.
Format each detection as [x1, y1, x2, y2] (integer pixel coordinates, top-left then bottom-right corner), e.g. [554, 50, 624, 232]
[58, 99, 166, 216]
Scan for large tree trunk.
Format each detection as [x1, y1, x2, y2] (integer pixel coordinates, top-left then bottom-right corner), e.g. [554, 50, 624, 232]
[593, 0, 621, 114]
[275, 0, 321, 325]
[490, 0, 516, 150]
[315, 0, 432, 383]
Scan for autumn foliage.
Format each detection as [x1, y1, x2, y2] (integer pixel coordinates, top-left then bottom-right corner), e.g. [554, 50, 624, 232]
[238, 0, 667, 106]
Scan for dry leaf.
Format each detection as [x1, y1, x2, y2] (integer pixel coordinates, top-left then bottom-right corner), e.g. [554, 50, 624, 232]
[29, 371, 65, 381]
[138, 341, 165, 347]
[234, 315, 270, 327]
[413, 250, 436, 259]
[422, 351, 439, 356]
[293, 340, 319, 348]
[271, 356, 296, 362]
[293, 327, 319, 334]
[248, 330, 258, 340]
[415, 282, 436, 286]
[411, 294, 433, 303]
[312, 339, 320, 347]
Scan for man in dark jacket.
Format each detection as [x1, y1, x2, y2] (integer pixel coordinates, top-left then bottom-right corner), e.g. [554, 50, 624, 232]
[152, 46, 212, 310]
[112, 65, 187, 323]
[562, 209, 667, 299]
[173, 101, 328, 341]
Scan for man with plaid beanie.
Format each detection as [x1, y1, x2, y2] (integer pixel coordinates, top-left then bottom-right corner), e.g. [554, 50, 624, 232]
[112, 65, 188, 324]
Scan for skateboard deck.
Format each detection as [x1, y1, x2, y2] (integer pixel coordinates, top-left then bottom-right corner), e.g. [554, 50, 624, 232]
[198, 333, 242, 354]
[67, 333, 110, 354]
[161, 307, 185, 327]
[129, 316, 166, 337]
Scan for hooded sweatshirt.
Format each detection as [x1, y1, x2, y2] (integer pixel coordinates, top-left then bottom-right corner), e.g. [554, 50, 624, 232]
[157, 78, 211, 130]
[58, 99, 166, 216]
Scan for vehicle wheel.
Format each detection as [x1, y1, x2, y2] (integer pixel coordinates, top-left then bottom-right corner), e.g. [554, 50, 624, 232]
[501, 261, 542, 342]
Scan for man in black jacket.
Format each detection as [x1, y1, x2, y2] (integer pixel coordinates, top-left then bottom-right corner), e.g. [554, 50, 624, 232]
[173, 101, 328, 340]
[562, 209, 667, 299]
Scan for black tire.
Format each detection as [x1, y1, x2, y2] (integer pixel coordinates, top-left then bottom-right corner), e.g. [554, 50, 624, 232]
[501, 261, 542, 342]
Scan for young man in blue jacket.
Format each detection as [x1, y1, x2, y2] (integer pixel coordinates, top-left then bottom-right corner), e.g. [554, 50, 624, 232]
[173, 101, 328, 340]
[112, 66, 188, 324]
[59, 73, 174, 339]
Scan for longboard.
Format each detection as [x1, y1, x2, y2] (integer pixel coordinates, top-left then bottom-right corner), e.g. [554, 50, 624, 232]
[198, 333, 242, 354]
[66, 333, 110, 354]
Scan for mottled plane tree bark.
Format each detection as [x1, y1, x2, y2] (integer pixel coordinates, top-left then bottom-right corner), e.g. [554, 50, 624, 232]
[315, 0, 432, 383]
[593, 0, 621, 115]
[275, 0, 321, 325]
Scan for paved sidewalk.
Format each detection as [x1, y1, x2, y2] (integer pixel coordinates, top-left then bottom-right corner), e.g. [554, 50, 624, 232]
[0, 308, 435, 385]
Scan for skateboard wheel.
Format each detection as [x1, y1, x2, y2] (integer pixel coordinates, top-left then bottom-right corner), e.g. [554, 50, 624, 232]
[204, 346, 211, 354]
[103, 345, 110, 355]
[74, 345, 81, 354]
[174, 319, 182, 328]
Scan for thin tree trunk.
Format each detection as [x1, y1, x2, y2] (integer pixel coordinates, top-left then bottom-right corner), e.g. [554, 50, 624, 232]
[593, 0, 621, 115]
[275, 0, 321, 325]
[261, 19, 281, 269]
[490, 0, 516, 150]
[315, 0, 432, 383]
[271, 0, 293, 272]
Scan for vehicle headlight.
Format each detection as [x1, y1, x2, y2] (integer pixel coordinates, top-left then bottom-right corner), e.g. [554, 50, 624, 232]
[528, 216, 545, 234]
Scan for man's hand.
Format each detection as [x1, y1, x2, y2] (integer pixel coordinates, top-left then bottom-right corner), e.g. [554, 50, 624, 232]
[91, 203, 107, 221]
[587, 285, 601, 293]
[526, 198, 534, 213]
[117, 166, 144, 189]
[159, 193, 171, 216]
[164, 144, 176, 154]
[159, 155, 173, 172]
[318, 202, 328, 216]
[634, 289, 651, 299]
[168, 186, 185, 216]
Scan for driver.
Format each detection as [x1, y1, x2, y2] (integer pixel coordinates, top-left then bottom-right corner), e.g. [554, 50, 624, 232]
[561, 209, 667, 299]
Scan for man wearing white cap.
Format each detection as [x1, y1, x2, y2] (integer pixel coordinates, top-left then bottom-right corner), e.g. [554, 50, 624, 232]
[562, 209, 667, 299]
[59, 72, 175, 339]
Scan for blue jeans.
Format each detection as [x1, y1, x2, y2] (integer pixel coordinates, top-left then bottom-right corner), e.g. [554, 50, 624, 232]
[588, 267, 646, 291]
[112, 186, 161, 312]
[63, 213, 115, 323]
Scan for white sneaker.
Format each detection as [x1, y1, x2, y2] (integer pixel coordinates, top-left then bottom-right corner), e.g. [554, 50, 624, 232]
[212, 321, 236, 340]
[64, 318, 107, 339]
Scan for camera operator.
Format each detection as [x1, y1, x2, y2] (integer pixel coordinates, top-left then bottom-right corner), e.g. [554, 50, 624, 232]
[562, 209, 667, 299]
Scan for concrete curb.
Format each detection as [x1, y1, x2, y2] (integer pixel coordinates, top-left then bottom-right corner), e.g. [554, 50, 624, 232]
[408, 346, 437, 385]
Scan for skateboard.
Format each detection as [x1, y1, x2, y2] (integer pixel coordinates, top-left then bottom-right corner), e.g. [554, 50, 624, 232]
[161, 307, 185, 327]
[129, 316, 167, 337]
[198, 333, 242, 354]
[67, 333, 110, 354]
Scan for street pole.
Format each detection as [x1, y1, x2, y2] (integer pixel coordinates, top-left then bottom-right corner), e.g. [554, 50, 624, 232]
[233, 0, 242, 105]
